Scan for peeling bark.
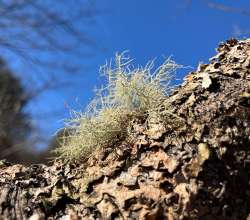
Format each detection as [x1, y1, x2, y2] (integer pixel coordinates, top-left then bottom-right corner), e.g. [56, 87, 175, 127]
[0, 38, 250, 220]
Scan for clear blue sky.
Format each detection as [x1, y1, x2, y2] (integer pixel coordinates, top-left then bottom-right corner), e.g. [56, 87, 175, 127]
[19, 0, 250, 147]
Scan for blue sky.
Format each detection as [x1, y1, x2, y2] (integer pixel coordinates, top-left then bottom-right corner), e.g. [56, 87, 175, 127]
[11, 0, 250, 148]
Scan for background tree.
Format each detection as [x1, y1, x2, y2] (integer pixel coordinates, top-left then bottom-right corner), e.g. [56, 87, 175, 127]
[0, 0, 100, 162]
[0, 58, 32, 163]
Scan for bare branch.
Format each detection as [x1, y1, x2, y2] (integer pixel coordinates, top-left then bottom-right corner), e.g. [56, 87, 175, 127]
[203, 0, 250, 17]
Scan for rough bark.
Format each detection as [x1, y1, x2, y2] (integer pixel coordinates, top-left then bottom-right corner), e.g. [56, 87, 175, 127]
[0, 38, 250, 220]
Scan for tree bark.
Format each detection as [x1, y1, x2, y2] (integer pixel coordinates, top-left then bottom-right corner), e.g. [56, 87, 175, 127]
[0, 38, 250, 220]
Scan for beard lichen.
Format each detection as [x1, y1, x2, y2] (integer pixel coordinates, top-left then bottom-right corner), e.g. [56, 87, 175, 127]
[55, 52, 182, 161]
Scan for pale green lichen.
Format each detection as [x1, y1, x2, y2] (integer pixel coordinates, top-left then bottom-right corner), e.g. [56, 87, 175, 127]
[55, 52, 181, 161]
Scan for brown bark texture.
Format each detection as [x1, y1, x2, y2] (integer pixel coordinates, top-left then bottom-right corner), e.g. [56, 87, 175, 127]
[0, 38, 250, 220]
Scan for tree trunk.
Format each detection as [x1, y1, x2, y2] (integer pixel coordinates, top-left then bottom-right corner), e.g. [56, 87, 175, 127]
[1, 38, 250, 220]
